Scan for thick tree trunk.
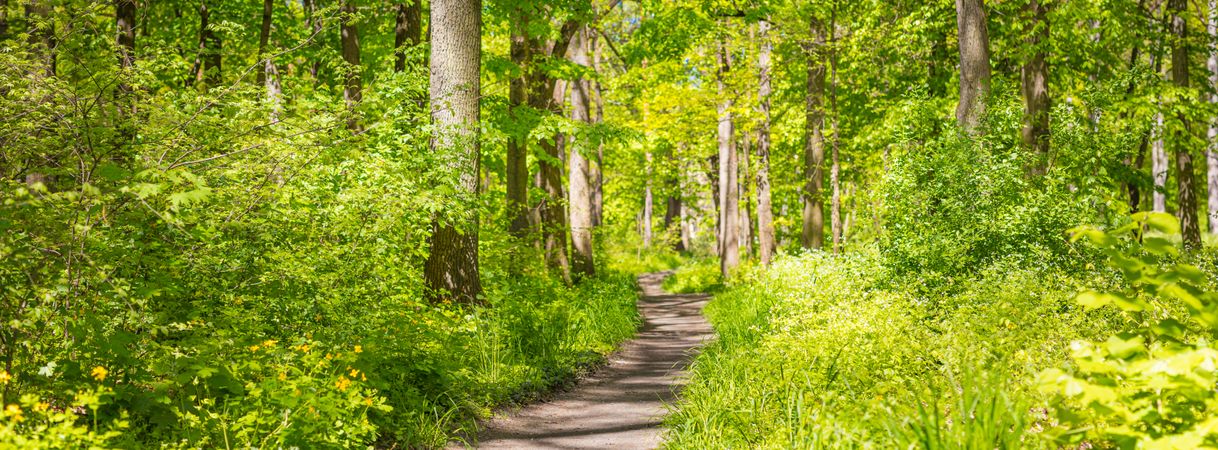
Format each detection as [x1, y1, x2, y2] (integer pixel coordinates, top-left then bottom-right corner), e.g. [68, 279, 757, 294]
[256, 0, 281, 116]
[340, 1, 362, 131]
[717, 39, 739, 277]
[756, 19, 777, 265]
[1021, 0, 1050, 170]
[193, 1, 220, 88]
[395, 1, 423, 72]
[425, 0, 483, 304]
[530, 63, 571, 281]
[506, 14, 530, 237]
[955, 0, 992, 132]
[1209, 0, 1218, 234]
[116, 0, 135, 93]
[568, 27, 596, 279]
[1169, 0, 1202, 248]
[803, 17, 826, 250]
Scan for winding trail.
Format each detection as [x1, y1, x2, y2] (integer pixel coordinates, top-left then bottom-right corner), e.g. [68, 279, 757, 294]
[457, 271, 712, 449]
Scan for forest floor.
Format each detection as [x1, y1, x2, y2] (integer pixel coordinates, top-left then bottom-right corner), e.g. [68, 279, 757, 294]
[453, 271, 712, 449]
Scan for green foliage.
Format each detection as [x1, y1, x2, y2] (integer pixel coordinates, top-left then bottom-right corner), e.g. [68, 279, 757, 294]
[660, 257, 723, 294]
[1039, 213, 1218, 449]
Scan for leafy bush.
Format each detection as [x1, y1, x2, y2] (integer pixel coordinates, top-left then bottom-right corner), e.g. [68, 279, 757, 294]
[1039, 213, 1218, 449]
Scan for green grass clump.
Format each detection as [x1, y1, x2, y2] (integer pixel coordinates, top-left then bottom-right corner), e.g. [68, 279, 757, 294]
[664, 250, 1125, 449]
[661, 257, 724, 294]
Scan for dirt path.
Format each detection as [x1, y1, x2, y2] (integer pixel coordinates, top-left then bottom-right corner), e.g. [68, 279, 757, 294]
[455, 271, 712, 449]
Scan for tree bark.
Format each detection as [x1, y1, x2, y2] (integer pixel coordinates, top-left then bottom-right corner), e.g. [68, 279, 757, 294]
[1153, 111, 1169, 212]
[1208, 0, 1218, 234]
[256, 0, 281, 116]
[829, 15, 842, 253]
[1021, 0, 1050, 170]
[340, 1, 362, 131]
[1169, 0, 1201, 248]
[115, 0, 136, 115]
[26, 1, 55, 78]
[802, 17, 826, 250]
[193, 1, 220, 88]
[569, 27, 596, 279]
[530, 58, 571, 282]
[506, 13, 531, 237]
[739, 132, 752, 258]
[955, 0, 992, 132]
[591, 34, 606, 227]
[304, 0, 322, 82]
[717, 39, 739, 277]
[756, 19, 777, 265]
[395, 1, 423, 72]
[0, 0, 8, 38]
[425, 0, 483, 304]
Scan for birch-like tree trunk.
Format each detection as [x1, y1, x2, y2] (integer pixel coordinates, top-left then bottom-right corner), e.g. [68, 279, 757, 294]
[717, 39, 739, 276]
[1169, 0, 1201, 248]
[1153, 112, 1169, 212]
[802, 17, 826, 250]
[756, 19, 777, 265]
[424, 0, 483, 303]
[568, 27, 596, 279]
[256, 0, 281, 117]
[955, 0, 991, 132]
[1208, 0, 1218, 234]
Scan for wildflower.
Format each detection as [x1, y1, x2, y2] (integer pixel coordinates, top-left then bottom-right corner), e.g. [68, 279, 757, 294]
[33, 402, 48, 412]
[249, 345, 261, 352]
[262, 340, 277, 348]
[3, 404, 21, 421]
[335, 376, 351, 391]
[278, 372, 287, 381]
[297, 344, 311, 353]
[91, 366, 108, 382]
[354, 345, 362, 353]
[349, 368, 360, 378]
[0, 370, 10, 384]
[364, 397, 373, 406]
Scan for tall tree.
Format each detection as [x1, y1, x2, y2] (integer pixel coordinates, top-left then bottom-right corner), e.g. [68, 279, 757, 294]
[802, 17, 826, 250]
[756, 18, 777, 265]
[528, 23, 579, 280]
[26, 0, 54, 78]
[569, 26, 597, 279]
[116, 0, 136, 101]
[829, 10, 842, 253]
[1021, 0, 1050, 169]
[1169, 0, 1201, 248]
[955, 0, 991, 132]
[340, 1, 362, 131]
[1153, 112, 1169, 212]
[739, 132, 752, 257]
[192, 1, 221, 87]
[717, 38, 739, 276]
[591, 34, 607, 227]
[1208, 0, 1218, 234]
[256, 0, 282, 116]
[506, 13, 531, 237]
[425, 0, 483, 303]
[304, 0, 323, 82]
[395, 1, 423, 72]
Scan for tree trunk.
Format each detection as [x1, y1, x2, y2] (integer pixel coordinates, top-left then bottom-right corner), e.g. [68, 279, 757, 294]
[1153, 111, 1169, 212]
[1208, 0, 1218, 234]
[424, 0, 483, 304]
[802, 17, 826, 250]
[955, 0, 991, 132]
[568, 27, 596, 279]
[1169, 0, 1202, 248]
[756, 19, 777, 265]
[591, 34, 606, 227]
[0, 0, 8, 38]
[304, 0, 322, 82]
[717, 39, 739, 277]
[739, 132, 752, 258]
[256, 0, 281, 116]
[193, 1, 220, 88]
[340, 1, 362, 131]
[829, 21, 842, 253]
[26, 1, 55, 78]
[506, 13, 530, 237]
[1021, 0, 1050, 170]
[530, 61, 571, 282]
[116, 0, 135, 95]
[395, 1, 423, 72]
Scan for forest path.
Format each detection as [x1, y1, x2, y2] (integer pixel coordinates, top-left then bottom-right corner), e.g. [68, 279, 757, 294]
[455, 271, 712, 449]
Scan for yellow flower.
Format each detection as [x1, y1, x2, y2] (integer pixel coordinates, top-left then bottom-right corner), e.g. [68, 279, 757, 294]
[278, 372, 287, 381]
[353, 345, 362, 353]
[297, 344, 311, 353]
[262, 340, 277, 348]
[349, 368, 360, 378]
[364, 397, 373, 406]
[0, 370, 10, 384]
[33, 402, 48, 412]
[249, 345, 261, 352]
[91, 366, 108, 382]
[335, 376, 351, 391]
[3, 404, 21, 421]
